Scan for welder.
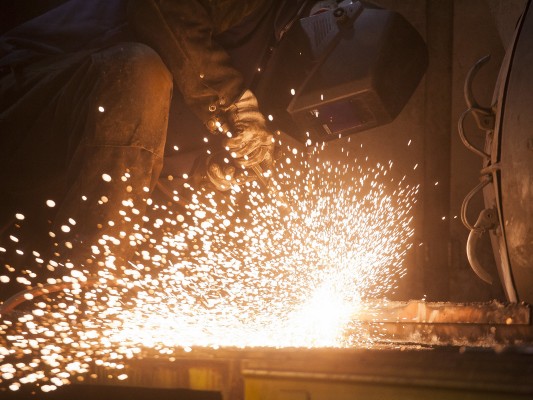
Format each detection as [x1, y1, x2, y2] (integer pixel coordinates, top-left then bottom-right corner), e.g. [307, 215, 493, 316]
[0, 0, 426, 272]
[0, 0, 310, 268]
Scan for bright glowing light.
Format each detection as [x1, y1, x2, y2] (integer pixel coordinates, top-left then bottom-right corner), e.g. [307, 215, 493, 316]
[0, 139, 418, 391]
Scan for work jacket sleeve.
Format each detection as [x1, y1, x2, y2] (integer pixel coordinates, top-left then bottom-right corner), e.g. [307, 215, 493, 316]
[127, 0, 245, 129]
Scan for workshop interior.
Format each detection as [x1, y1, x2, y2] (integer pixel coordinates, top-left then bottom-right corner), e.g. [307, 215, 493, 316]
[0, 0, 532, 399]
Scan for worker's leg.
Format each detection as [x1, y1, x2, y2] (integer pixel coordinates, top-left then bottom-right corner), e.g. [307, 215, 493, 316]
[57, 45, 171, 220]
[54, 43, 173, 269]
[0, 42, 172, 269]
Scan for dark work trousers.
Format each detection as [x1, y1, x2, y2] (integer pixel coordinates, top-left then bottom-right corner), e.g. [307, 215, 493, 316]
[0, 42, 172, 266]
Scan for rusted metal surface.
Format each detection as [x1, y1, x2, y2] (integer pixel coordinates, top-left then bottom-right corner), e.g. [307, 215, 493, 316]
[90, 355, 244, 400]
[241, 347, 533, 400]
[87, 346, 533, 400]
[357, 300, 530, 324]
[81, 301, 533, 400]
[365, 322, 533, 346]
[497, 0, 533, 303]
[354, 300, 533, 346]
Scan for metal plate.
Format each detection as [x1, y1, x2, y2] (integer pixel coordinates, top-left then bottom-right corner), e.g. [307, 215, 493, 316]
[497, 1, 533, 303]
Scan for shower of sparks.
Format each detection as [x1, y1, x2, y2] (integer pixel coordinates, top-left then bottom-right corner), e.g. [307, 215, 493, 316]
[0, 139, 418, 392]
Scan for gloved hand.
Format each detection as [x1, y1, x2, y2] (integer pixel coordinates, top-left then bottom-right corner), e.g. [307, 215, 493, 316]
[205, 154, 238, 191]
[204, 90, 275, 191]
[194, 152, 249, 192]
[225, 90, 275, 170]
[188, 151, 235, 191]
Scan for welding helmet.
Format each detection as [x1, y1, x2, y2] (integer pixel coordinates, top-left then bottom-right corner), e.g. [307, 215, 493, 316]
[254, 1, 428, 142]
[309, 0, 353, 16]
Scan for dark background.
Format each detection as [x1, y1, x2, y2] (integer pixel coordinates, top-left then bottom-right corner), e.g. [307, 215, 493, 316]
[0, 0, 68, 34]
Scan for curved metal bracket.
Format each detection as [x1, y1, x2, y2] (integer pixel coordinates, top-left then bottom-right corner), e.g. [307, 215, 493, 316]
[458, 55, 503, 285]
[458, 108, 491, 159]
[460, 176, 492, 231]
[458, 55, 495, 160]
[464, 55, 496, 131]
[461, 176, 500, 285]
[466, 208, 499, 284]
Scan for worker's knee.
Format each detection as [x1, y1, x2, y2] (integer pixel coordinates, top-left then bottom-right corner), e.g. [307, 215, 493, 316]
[87, 43, 173, 156]
[95, 42, 172, 95]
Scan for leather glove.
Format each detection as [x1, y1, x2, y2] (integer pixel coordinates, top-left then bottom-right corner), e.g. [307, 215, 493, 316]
[224, 90, 275, 170]
[194, 152, 247, 192]
[205, 153, 238, 191]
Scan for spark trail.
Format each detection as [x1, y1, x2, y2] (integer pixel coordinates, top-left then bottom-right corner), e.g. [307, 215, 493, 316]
[0, 140, 418, 392]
